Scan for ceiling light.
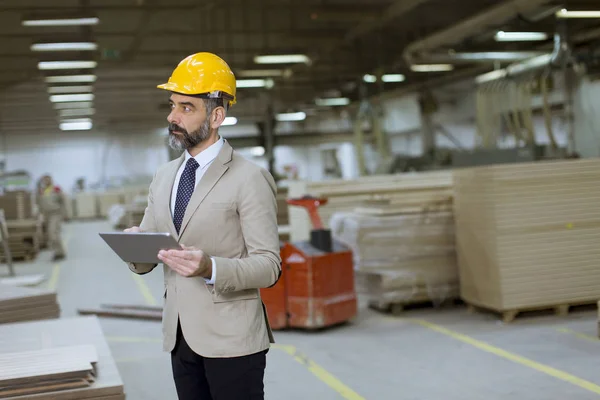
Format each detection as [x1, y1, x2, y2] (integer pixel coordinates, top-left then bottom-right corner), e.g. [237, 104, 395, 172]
[556, 9, 600, 18]
[238, 69, 291, 78]
[363, 74, 377, 83]
[250, 146, 265, 157]
[494, 31, 548, 42]
[254, 54, 310, 64]
[315, 97, 350, 107]
[382, 74, 405, 83]
[50, 94, 95, 103]
[31, 42, 98, 52]
[222, 117, 237, 126]
[276, 112, 306, 122]
[236, 79, 274, 89]
[59, 119, 93, 131]
[22, 17, 99, 27]
[53, 101, 93, 109]
[410, 64, 454, 72]
[48, 85, 93, 94]
[38, 61, 97, 70]
[59, 108, 95, 117]
[45, 75, 97, 83]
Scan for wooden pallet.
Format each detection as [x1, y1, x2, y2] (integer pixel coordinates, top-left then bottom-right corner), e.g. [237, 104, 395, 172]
[368, 294, 460, 315]
[465, 300, 599, 323]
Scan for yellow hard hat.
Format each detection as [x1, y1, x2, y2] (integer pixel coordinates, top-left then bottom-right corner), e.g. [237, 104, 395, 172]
[157, 52, 237, 107]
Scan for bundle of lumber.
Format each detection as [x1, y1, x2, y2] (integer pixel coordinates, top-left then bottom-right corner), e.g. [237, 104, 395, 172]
[287, 170, 453, 241]
[330, 198, 458, 312]
[0, 191, 33, 220]
[276, 186, 290, 242]
[0, 218, 42, 261]
[0, 316, 125, 399]
[0, 345, 97, 398]
[0, 284, 60, 324]
[454, 158, 600, 322]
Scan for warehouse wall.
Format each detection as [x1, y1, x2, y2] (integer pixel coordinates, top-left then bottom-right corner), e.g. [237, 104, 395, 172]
[0, 129, 169, 192]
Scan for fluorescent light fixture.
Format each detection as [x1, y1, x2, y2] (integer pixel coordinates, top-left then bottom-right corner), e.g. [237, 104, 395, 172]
[238, 69, 288, 78]
[410, 64, 454, 72]
[59, 108, 95, 117]
[254, 54, 310, 64]
[50, 93, 95, 103]
[250, 146, 265, 157]
[382, 74, 405, 83]
[363, 74, 377, 83]
[315, 97, 350, 107]
[276, 112, 306, 122]
[59, 119, 93, 131]
[22, 17, 99, 27]
[494, 31, 548, 42]
[38, 61, 97, 70]
[222, 117, 237, 126]
[53, 101, 93, 109]
[556, 9, 600, 18]
[31, 42, 98, 52]
[447, 51, 545, 61]
[45, 74, 97, 83]
[236, 79, 274, 89]
[48, 85, 93, 94]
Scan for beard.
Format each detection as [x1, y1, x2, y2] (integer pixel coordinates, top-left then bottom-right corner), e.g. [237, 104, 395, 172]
[167, 120, 211, 152]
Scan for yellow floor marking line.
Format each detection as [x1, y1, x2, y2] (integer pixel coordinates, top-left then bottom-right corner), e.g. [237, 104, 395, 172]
[556, 327, 599, 343]
[274, 344, 366, 400]
[106, 339, 364, 399]
[132, 274, 158, 306]
[414, 319, 600, 395]
[46, 232, 71, 291]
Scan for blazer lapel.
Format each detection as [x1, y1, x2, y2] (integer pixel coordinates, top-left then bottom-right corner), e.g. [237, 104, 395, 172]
[161, 153, 185, 239]
[178, 141, 233, 238]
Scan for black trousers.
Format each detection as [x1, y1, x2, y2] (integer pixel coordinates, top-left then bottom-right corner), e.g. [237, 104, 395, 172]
[171, 323, 267, 400]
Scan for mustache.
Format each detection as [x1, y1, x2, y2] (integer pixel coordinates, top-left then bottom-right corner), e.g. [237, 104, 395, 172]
[168, 123, 187, 135]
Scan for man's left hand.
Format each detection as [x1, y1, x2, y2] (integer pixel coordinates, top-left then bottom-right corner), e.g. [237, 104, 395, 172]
[158, 245, 212, 278]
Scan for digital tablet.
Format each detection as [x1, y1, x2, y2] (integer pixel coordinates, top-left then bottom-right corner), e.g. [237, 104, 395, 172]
[99, 232, 182, 264]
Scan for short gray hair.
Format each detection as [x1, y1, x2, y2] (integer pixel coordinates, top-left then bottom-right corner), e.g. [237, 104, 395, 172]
[203, 98, 227, 116]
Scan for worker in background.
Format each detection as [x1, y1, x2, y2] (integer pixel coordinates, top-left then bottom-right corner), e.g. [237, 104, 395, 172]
[124, 52, 281, 400]
[37, 175, 66, 261]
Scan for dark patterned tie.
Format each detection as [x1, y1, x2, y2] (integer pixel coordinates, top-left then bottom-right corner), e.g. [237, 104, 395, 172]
[173, 158, 199, 234]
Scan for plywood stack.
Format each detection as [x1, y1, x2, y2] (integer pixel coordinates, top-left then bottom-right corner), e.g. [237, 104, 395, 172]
[73, 192, 98, 219]
[0, 191, 34, 220]
[0, 217, 42, 261]
[454, 158, 600, 322]
[0, 284, 60, 324]
[331, 198, 458, 312]
[96, 191, 124, 218]
[276, 186, 289, 242]
[288, 171, 453, 241]
[0, 345, 97, 398]
[0, 316, 125, 399]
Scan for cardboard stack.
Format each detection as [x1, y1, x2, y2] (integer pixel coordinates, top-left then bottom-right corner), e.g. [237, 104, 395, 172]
[276, 187, 290, 242]
[0, 191, 34, 220]
[0, 217, 43, 261]
[0, 284, 60, 324]
[328, 171, 458, 311]
[0, 316, 125, 399]
[454, 158, 600, 322]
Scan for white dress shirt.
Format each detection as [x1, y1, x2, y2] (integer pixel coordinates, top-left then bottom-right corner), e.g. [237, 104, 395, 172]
[170, 137, 224, 284]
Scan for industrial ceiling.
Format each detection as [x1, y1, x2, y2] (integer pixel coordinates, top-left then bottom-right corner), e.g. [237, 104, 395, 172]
[0, 0, 599, 135]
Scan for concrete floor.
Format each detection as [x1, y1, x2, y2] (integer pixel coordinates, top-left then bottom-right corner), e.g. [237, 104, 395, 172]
[4, 220, 600, 399]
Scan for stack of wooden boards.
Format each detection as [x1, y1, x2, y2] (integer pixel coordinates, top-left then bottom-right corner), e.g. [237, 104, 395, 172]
[454, 158, 600, 322]
[276, 186, 290, 242]
[72, 186, 149, 220]
[0, 316, 125, 399]
[0, 345, 97, 398]
[0, 218, 43, 261]
[328, 172, 458, 312]
[287, 171, 453, 241]
[0, 284, 60, 324]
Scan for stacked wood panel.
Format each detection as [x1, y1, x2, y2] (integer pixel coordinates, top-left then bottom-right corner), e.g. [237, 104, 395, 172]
[0, 316, 125, 399]
[0, 217, 42, 261]
[0, 284, 60, 324]
[454, 158, 600, 321]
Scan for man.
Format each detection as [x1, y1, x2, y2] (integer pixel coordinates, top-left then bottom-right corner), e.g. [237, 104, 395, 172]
[37, 175, 66, 260]
[124, 52, 281, 400]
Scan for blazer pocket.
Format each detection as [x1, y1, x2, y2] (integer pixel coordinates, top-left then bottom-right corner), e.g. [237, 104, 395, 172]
[209, 201, 234, 210]
[212, 288, 258, 303]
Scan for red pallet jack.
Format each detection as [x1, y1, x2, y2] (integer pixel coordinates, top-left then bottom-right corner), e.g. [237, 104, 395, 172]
[261, 196, 357, 330]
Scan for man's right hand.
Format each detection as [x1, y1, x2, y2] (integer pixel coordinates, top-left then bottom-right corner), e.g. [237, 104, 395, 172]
[124, 226, 143, 233]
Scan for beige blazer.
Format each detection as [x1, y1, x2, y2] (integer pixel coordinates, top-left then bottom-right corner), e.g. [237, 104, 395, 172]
[128, 140, 282, 358]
